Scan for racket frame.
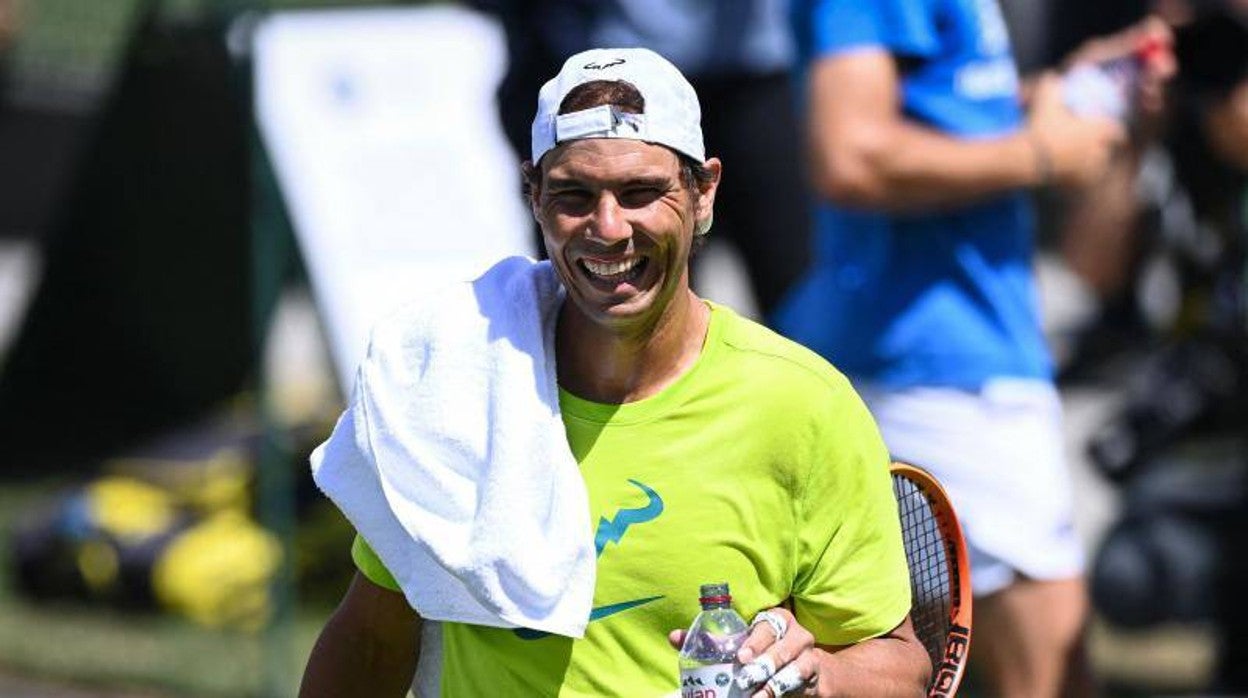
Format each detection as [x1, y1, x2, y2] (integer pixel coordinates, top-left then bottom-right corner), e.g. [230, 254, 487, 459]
[890, 461, 973, 698]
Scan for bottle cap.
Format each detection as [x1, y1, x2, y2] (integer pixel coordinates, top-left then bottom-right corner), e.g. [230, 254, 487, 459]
[699, 582, 731, 607]
[1136, 34, 1172, 65]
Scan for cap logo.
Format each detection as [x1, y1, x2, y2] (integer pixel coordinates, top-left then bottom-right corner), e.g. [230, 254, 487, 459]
[532, 48, 705, 163]
[611, 110, 640, 132]
[583, 58, 625, 70]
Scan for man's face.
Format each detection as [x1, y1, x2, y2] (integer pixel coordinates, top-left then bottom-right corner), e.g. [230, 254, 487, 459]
[531, 138, 717, 333]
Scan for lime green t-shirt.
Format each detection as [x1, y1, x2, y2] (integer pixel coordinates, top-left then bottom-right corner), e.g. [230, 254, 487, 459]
[353, 302, 910, 697]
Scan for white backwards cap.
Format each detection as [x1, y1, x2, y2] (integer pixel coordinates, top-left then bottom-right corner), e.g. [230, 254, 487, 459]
[530, 48, 705, 164]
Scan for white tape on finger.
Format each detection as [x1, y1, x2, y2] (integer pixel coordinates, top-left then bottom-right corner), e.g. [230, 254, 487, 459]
[735, 654, 777, 690]
[766, 664, 806, 697]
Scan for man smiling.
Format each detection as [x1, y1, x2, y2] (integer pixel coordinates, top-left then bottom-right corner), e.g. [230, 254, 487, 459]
[300, 48, 927, 697]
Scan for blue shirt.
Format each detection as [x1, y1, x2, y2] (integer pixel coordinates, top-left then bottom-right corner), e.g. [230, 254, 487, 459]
[776, 0, 1052, 390]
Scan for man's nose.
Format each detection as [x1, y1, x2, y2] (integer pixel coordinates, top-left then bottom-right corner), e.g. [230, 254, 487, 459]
[585, 193, 631, 245]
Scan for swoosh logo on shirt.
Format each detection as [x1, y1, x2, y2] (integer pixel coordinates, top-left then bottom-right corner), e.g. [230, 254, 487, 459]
[515, 480, 665, 640]
[513, 595, 664, 640]
[588, 595, 664, 621]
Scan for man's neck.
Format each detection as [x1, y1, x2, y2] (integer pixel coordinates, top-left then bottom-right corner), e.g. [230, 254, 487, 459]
[555, 291, 711, 404]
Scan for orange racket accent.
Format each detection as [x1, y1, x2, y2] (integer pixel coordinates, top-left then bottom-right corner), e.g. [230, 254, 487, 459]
[890, 462, 973, 698]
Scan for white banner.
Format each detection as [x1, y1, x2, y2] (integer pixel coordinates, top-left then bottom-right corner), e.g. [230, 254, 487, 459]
[253, 6, 534, 391]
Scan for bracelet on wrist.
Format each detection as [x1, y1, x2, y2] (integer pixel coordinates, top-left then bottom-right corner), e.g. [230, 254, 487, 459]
[1027, 131, 1054, 187]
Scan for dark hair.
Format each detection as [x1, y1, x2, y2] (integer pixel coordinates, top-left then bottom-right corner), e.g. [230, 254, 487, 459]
[559, 79, 646, 115]
[523, 79, 715, 196]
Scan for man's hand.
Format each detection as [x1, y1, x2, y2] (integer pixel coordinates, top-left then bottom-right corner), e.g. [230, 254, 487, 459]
[1063, 15, 1176, 118]
[734, 607, 820, 697]
[670, 606, 818, 697]
[1024, 16, 1176, 190]
[669, 607, 928, 697]
[1026, 73, 1126, 189]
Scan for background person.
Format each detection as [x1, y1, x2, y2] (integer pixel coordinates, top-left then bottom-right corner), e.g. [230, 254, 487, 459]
[1074, 1, 1248, 691]
[777, 1, 1172, 696]
[300, 48, 928, 697]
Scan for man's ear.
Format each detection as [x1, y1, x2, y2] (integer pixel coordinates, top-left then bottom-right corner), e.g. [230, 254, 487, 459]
[695, 157, 723, 232]
[521, 160, 541, 222]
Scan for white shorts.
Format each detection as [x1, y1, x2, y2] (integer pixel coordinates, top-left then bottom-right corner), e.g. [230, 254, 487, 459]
[858, 379, 1083, 597]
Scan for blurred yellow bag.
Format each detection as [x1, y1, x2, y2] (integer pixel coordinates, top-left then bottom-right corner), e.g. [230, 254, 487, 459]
[11, 474, 281, 633]
[153, 510, 282, 632]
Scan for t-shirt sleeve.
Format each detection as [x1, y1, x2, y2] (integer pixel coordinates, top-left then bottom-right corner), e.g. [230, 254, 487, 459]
[351, 534, 402, 592]
[791, 381, 911, 646]
[805, 0, 941, 60]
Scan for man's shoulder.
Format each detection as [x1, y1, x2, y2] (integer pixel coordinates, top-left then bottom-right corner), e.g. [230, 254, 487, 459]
[710, 303, 854, 399]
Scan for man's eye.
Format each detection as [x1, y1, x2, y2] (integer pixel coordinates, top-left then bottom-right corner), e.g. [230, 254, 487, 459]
[621, 187, 663, 207]
[548, 190, 591, 206]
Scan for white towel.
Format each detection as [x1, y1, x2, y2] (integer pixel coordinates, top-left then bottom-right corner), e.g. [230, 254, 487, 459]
[310, 256, 596, 637]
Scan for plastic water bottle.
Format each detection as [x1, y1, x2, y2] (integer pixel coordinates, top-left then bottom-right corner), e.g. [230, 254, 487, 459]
[678, 582, 749, 698]
[1062, 58, 1139, 121]
[1062, 37, 1169, 122]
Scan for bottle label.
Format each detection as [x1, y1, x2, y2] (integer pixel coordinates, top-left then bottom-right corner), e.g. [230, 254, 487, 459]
[680, 663, 739, 698]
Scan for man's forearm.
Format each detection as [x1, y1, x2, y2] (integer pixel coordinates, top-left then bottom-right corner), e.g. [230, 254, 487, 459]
[300, 574, 421, 698]
[300, 611, 420, 697]
[814, 635, 930, 698]
[806, 51, 1047, 213]
[811, 117, 1040, 213]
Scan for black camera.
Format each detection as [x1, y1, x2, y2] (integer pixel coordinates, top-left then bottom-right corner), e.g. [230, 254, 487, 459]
[1087, 333, 1247, 481]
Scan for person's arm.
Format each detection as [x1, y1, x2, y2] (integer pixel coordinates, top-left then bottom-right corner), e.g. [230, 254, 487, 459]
[668, 609, 928, 697]
[807, 49, 1124, 212]
[810, 616, 929, 697]
[299, 572, 422, 698]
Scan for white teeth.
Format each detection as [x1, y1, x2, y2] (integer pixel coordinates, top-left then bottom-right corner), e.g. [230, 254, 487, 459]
[583, 257, 642, 277]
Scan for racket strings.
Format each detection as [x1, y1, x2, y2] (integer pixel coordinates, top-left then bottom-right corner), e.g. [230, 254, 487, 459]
[893, 475, 954, 672]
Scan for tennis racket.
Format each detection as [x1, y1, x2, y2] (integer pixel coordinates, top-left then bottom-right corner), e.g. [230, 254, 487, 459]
[890, 461, 973, 698]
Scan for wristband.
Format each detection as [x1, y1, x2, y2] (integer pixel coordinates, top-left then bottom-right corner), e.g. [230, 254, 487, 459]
[1027, 131, 1054, 187]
